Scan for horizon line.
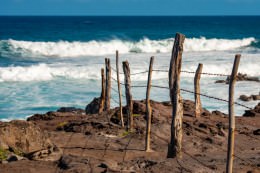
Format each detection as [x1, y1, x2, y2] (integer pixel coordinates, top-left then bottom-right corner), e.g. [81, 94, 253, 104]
[0, 14, 260, 17]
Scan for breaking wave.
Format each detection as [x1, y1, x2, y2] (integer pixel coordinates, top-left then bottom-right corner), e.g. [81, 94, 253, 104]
[0, 37, 257, 58]
[0, 62, 259, 82]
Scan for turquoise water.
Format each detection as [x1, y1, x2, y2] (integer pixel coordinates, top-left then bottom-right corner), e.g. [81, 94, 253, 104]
[0, 16, 260, 120]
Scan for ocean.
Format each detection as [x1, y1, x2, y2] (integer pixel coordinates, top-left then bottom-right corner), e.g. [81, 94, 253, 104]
[0, 16, 259, 121]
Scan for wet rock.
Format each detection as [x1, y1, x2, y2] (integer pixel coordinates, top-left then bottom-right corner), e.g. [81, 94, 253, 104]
[27, 111, 56, 121]
[243, 103, 260, 117]
[85, 97, 101, 114]
[215, 80, 226, 84]
[212, 110, 227, 117]
[243, 110, 258, 117]
[253, 129, 260, 135]
[239, 95, 253, 101]
[216, 73, 260, 84]
[252, 95, 260, 101]
[57, 107, 84, 114]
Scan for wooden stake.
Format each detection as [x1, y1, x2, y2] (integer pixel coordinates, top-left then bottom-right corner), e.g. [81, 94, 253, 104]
[167, 33, 185, 158]
[122, 61, 133, 131]
[105, 58, 111, 111]
[226, 54, 241, 173]
[194, 63, 203, 117]
[145, 56, 154, 152]
[116, 51, 124, 127]
[99, 68, 106, 113]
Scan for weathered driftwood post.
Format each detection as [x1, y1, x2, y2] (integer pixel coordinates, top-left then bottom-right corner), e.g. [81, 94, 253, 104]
[145, 56, 154, 152]
[104, 58, 111, 111]
[116, 51, 124, 127]
[167, 33, 185, 158]
[226, 54, 241, 173]
[194, 63, 203, 117]
[122, 61, 133, 131]
[99, 68, 106, 113]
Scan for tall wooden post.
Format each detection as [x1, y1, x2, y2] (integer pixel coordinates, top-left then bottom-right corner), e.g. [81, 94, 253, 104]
[105, 58, 111, 111]
[116, 51, 124, 127]
[194, 63, 203, 117]
[123, 61, 133, 131]
[99, 68, 106, 113]
[167, 33, 185, 158]
[145, 56, 154, 152]
[226, 54, 241, 173]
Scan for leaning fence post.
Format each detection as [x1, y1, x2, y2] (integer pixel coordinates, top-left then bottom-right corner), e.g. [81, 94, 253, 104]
[105, 58, 111, 111]
[145, 56, 154, 152]
[194, 63, 203, 117]
[99, 68, 106, 113]
[226, 54, 241, 173]
[167, 33, 185, 158]
[116, 51, 124, 127]
[122, 61, 133, 131]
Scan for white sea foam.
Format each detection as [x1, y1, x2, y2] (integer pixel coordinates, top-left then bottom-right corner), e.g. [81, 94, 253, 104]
[0, 37, 256, 58]
[0, 60, 259, 82]
[0, 64, 100, 82]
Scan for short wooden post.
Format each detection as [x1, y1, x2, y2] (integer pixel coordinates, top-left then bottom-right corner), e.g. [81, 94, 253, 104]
[167, 33, 185, 158]
[99, 68, 106, 113]
[226, 54, 241, 173]
[104, 58, 111, 111]
[122, 61, 133, 131]
[145, 56, 154, 152]
[116, 51, 124, 127]
[194, 63, 203, 117]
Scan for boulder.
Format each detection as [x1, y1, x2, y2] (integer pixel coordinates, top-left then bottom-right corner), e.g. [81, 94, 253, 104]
[243, 103, 260, 117]
[216, 73, 260, 84]
[0, 120, 62, 161]
[239, 95, 252, 101]
[85, 97, 101, 114]
[252, 95, 260, 101]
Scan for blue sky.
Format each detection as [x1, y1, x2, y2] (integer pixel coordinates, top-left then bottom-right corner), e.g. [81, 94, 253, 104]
[1, 0, 260, 16]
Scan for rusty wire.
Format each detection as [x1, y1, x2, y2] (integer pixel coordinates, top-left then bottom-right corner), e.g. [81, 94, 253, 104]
[153, 69, 230, 77]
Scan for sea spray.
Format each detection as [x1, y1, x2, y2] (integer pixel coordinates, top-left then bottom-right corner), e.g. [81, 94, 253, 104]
[0, 37, 256, 58]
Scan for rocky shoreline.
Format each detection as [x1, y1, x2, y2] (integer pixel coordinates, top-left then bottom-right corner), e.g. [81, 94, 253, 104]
[0, 99, 259, 173]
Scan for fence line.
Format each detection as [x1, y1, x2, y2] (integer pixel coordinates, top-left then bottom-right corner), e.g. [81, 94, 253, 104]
[113, 67, 231, 77]
[112, 75, 253, 110]
[97, 33, 257, 172]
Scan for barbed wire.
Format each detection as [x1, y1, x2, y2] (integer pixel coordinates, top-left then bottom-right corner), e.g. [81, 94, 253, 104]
[111, 66, 253, 110]
[111, 96, 120, 105]
[111, 76, 125, 85]
[111, 86, 126, 98]
[111, 66, 124, 75]
[181, 70, 230, 77]
[180, 88, 253, 110]
[111, 66, 149, 76]
[153, 69, 230, 77]
[152, 85, 169, 90]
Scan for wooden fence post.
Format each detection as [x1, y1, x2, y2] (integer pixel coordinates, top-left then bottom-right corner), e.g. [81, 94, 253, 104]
[167, 33, 185, 158]
[105, 58, 111, 111]
[116, 51, 124, 127]
[226, 54, 241, 173]
[122, 61, 133, 131]
[145, 56, 154, 152]
[99, 68, 106, 113]
[194, 63, 203, 117]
